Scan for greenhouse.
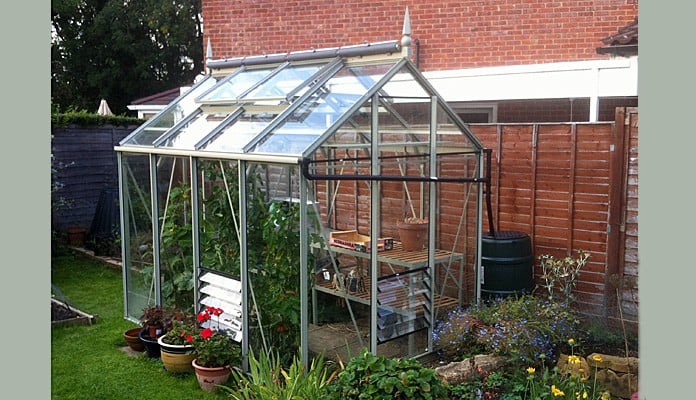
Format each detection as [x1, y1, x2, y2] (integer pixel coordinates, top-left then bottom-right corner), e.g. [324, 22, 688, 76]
[115, 39, 490, 365]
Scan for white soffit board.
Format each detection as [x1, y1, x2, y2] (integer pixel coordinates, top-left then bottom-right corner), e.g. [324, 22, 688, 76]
[423, 57, 638, 101]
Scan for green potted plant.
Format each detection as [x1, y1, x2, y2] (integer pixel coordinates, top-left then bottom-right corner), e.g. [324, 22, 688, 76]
[158, 311, 197, 373]
[190, 306, 242, 392]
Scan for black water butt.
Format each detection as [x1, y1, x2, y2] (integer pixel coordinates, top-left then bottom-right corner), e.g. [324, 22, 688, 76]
[481, 231, 534, 299]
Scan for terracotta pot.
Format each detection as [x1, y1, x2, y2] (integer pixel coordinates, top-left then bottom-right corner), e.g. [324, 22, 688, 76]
[147, 324, 164, 338]
[123, 327, 145, 352]
[192, 359, 231, 392]
[66, 226, 87, 246]
[158, 335, 195, 373]
[397, 220, 428, 251]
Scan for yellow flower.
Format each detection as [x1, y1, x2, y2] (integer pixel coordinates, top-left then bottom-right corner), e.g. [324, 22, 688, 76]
[568, 338, 575, 345]
[582, 392, 588, 399]
[527, 367, 536, 374]
[568, 355, 581, 365]
[551, 385, 565, 397]
[601, 391, 611, 400]
[592, 354, 603, 362]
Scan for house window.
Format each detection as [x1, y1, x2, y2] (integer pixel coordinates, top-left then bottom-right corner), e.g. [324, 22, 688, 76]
[452, 103, 497, 123]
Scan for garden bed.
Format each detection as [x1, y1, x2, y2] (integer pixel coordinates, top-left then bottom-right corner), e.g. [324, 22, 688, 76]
[51, 298, 96, 327]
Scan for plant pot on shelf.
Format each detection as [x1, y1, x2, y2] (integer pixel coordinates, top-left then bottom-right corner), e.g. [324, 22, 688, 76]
[123, 327, 145, 352]
[158, 335, 195, 373]
[138, 328, 161, 358]
[397, 219, 428, 251]
[192, 359, 232, 392]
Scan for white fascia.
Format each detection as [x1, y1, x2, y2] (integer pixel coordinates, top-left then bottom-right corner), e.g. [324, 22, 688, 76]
[423, 57, 638, 121]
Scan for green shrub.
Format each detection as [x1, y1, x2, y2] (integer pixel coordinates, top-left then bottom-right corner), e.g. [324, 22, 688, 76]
[51, 111, 143, 127]
[326, 348, 449, 400]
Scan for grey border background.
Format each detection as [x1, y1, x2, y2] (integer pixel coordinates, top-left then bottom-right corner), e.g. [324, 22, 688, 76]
[0, 0, 688, 397]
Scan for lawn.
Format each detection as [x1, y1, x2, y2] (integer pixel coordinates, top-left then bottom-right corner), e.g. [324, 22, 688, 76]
[51, 249, 227, 400]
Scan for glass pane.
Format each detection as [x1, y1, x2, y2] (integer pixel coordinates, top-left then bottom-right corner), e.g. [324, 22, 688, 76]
[156, 156, 195, 312]
[122, 76, 217, 146]
[198, 68, 275, 102]
[197, 159, 244, 276]
[122, 153, 154, 320]
[243, 64, 323, 100]
[159, 112, 228, 150]
[200, 112, 276, 152]
[251, 63, 394, 155]
[247, 164, 302, 364]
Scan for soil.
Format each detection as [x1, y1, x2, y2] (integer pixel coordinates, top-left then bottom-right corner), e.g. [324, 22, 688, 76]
[52, 301, 80, 321]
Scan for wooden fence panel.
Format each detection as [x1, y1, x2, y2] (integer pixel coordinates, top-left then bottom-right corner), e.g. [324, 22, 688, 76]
[469, 116, 638, 325]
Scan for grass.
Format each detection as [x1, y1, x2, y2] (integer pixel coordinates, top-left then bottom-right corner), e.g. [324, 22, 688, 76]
[51, 248, 228, 400]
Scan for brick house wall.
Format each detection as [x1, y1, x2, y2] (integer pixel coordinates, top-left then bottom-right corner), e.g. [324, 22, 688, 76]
[202, 0, 638, 71]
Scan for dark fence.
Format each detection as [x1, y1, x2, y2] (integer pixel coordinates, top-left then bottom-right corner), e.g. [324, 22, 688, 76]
[51, 125, 136, 235]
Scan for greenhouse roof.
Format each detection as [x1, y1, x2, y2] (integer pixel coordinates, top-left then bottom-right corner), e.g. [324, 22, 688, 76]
[116, 41, 485, 167]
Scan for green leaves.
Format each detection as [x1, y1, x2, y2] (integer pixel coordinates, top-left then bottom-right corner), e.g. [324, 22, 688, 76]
[327, 349, 449, 400]
[51, 0, 203, 114]
[223, 350, 337, 400]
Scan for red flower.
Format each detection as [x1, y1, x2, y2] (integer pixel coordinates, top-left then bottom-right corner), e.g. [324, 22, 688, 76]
[205, 306, 223, 316]
[185, 334, 193, 342]
[200, 327, 214, 339]
[197, 312, 210, 323]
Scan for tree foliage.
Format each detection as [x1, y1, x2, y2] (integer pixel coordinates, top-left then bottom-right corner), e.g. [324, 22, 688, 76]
[51, 0, 203, 115]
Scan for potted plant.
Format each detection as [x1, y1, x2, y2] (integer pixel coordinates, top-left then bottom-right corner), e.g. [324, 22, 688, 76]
[137, 305, 171, 358]
[190, 306, 242, 392]
[139, 305, 170, 338]
[158, 311, 197, 373]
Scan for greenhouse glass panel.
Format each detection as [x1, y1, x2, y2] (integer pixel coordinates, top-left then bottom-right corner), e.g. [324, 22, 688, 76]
[246, 163, 303, 365]
[199, 111, 276, 152]
[242, 63, 324, 100]
[197, 67, 276, 103]
[158, 111, 230, 150]
[121, 153, 155, 318]
[121, 76, 217, 146]
[197, 159, 245, 275]
[249, 62, 394, 155]
[156, 155, 195, 312]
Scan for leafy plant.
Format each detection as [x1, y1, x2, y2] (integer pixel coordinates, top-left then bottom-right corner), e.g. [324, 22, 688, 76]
[250, 200, 305, 363]
[198, 161, 269, 275]
[222, 350, 337, 399]
[160, 311, 197, 346]
[326, 348, 449, 400]
[158, 183, 195, 310]
[449, 368, 522, 400]
[139, 305, 170, 329]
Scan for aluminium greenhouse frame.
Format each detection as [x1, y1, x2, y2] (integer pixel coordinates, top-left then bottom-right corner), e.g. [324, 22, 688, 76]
[116, 40, 490, 366]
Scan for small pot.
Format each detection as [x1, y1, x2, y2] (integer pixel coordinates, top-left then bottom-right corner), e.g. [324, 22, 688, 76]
[123, 327, 145, 352]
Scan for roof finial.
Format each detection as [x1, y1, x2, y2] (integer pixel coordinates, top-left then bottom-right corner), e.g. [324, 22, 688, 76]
[206, 37, 214, 61]
[401, 6, 412, 59]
